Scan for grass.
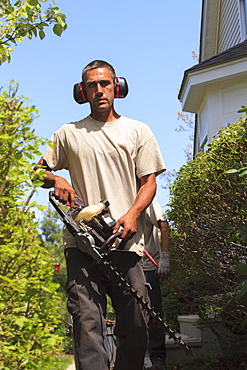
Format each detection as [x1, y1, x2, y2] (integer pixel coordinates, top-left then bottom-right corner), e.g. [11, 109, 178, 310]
[57, 355, 74, 370]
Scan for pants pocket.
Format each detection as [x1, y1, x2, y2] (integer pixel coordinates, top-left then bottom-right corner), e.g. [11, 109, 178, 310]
[66, 278, 80, 317]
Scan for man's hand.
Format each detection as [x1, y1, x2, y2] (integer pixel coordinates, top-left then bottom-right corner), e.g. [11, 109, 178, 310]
[113, 173, 157, 240]
[113, 208, 138, 240]
[33, 157, 77, 208]
[158, 252, 170, 280]
[54, 177, 76, 208]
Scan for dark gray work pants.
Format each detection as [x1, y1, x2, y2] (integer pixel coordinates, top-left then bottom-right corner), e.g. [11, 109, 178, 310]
[144, 270, 166, 364]
[65, 248, 149, 370]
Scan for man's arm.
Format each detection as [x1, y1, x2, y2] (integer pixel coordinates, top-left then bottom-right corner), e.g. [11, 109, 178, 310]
[113, 173, 156, 239]
[33, 157, 76, 207]
[157, 219, 171, 279]
[158, 219, 170, 253]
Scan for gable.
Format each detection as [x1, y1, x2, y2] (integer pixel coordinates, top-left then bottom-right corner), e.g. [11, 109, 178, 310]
[218, 0, 242, 52]
[200, 0, 245, 61]
[200, 0, 221, 61]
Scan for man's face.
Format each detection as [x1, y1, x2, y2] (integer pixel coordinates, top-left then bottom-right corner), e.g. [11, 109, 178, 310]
[84, 67, 115, 114]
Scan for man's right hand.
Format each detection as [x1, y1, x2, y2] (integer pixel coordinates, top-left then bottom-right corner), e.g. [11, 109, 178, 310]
[54, 176, 76, 208]
[33, 157, 77, 208]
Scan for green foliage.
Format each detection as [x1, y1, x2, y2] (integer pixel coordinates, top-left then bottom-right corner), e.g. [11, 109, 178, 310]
[0, 83, 48, 198]
[43, 355, 74, 370]
[0, 84, 64, 369]
[225, 157, 247, 302]
[39, 206, 67, 298]
[235, 263, 247, 301]
[0, 0, 67, 64]
[39, 206, 64, 257]
[39, 205, 73, 353]
[166, 114, 247, 348]
[166, 352, 247, 370]
[238, 105, 247, 113]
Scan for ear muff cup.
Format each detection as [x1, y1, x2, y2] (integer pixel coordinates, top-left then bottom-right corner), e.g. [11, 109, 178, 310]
[73, 77, 128, 104]
[114, 77, 128, 99]
[73, 81, 88, 104]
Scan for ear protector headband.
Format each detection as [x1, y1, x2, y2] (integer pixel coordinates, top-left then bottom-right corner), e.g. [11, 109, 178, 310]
[73, 77, 128, 104]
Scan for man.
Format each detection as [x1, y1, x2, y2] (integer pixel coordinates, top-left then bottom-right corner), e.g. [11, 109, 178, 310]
[34, 60, 165, 370]
[143, 198, 170, 370]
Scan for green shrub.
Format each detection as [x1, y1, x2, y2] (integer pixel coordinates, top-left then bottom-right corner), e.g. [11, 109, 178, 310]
[0, 85, 63, 369]
[166, 113, 247, 353]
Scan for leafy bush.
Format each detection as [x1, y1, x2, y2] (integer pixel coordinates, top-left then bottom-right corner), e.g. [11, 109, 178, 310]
[39, 205, 74, 354]
[166, 113, 247, 353]
[0, 85, 63, 369]
[166, 352, 247, 370]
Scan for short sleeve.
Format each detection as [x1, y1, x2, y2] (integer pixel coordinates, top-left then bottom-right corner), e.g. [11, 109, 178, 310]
[135, 127, 166, 179]
[43, 131, 69, 171]
[147, 197, 166, 226]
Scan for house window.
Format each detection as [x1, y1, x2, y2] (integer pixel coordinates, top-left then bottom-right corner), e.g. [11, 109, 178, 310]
[199, 136, 208, 153]
[240, 0, 247, 39]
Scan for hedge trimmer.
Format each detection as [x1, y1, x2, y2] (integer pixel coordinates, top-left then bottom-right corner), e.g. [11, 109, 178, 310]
[49, 191, 193, 356]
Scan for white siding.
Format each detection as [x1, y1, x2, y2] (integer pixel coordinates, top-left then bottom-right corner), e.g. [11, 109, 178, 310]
[218, 0, 241, 52]
[200, 0, 221, 61]
[240, 0, 247, 39]
[194, 77, 247, 155]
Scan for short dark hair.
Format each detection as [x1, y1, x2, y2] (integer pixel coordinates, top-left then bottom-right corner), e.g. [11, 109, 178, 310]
[82, 60, 116, 81]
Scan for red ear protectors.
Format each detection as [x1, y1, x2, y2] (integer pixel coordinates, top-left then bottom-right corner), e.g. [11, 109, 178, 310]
[73, 77, 128, 104]
[114, 77, 128, 99]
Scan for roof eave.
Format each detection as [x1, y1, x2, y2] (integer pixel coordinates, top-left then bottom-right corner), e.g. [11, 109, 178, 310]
[179, 57, 247, 113]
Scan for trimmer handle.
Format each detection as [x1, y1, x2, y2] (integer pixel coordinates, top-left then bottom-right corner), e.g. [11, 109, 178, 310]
[66, 197, 84, 208]
[99, 231, 123, 253]
[49, 191, 84, 214]
[48, 191, 81, 236]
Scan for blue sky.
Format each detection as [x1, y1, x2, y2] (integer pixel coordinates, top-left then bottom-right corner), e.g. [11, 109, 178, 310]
[0, 0, 202, 217]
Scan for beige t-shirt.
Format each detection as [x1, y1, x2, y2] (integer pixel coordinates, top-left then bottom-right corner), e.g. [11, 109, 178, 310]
[43, 115, 166, 255]
[143, 198, 166, 270]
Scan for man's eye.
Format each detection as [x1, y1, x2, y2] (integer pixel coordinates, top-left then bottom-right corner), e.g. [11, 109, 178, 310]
[88, 82, 96, 88]
[101, 81, 110, 87]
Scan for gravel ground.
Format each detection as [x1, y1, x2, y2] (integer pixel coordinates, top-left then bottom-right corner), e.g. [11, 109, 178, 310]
[66, 356, 153, 369]
[66, 362, 76, 370]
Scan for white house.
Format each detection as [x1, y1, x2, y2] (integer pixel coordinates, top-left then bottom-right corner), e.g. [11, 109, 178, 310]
[178, 0, 247, 155]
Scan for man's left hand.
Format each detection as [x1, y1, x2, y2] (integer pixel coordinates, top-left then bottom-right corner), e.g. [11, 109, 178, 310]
[158, 252, 170, 280]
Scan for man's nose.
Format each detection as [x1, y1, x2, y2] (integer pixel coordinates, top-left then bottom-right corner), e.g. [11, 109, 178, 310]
[95, 83, 103, 93]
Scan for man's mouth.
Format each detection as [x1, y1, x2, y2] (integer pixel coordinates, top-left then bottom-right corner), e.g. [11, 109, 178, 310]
[96, 98, 107, 104]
